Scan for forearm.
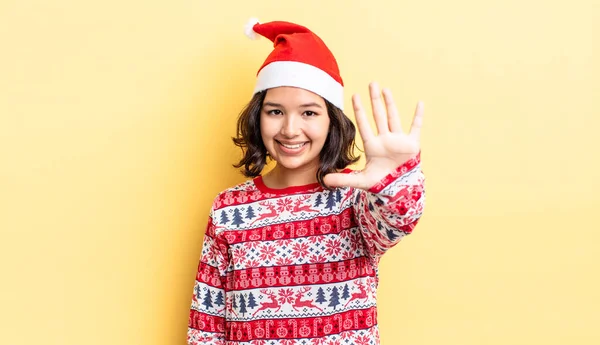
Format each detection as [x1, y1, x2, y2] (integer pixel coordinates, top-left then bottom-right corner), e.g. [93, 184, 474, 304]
[354, 154, 425, 257]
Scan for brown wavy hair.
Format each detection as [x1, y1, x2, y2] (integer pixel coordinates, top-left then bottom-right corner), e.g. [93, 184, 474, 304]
[232, 90, 360, 189]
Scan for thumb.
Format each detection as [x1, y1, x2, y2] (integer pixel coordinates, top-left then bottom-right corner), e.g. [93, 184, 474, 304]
[323, 172, 366, 189]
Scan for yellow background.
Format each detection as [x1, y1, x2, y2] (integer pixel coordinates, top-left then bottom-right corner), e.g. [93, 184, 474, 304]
[1, 0, 598, 344]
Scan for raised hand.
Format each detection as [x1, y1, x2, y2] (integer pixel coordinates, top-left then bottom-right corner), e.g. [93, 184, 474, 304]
[323, 82, 423, 190]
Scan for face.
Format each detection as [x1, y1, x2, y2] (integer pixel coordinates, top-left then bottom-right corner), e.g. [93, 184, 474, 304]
[260, 86, 330, 176]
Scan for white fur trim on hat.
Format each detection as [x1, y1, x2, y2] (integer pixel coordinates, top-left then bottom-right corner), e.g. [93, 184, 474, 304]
[244, 17, 260, 40]
[254, 61, 344, 110]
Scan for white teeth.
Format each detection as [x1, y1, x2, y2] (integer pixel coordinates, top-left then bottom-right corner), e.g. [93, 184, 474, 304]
[281, 142, 305, 149]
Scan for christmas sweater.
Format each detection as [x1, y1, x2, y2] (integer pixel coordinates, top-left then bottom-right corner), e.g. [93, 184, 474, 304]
[188, 153, 425, 345]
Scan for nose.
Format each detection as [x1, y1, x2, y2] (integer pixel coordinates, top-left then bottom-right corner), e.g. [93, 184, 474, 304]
[280, 113, 301, 137]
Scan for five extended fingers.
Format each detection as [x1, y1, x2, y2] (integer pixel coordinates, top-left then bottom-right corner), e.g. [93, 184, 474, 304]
[353, 82, 423, 143]
[331, 83, 424, 189]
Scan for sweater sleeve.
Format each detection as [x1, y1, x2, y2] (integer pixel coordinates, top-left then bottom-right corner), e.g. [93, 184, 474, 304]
[187, 203, 229, 345]
[352, 152, 425, 259]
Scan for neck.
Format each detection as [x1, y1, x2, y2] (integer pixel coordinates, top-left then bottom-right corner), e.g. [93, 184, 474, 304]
[262, 163, 319, 189]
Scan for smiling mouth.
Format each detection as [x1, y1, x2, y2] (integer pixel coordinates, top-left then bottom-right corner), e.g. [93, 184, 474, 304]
[279, 143, 306, 150]
[278, 142, 307, 149]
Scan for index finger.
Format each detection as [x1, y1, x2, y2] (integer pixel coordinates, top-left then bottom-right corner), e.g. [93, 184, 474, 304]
[352, 93, 374, 143]
[408, 101, 424, 142]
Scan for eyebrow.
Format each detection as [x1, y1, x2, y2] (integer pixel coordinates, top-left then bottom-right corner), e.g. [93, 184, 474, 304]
[263, 101, 324, 109]
[299, 102, 324, 109]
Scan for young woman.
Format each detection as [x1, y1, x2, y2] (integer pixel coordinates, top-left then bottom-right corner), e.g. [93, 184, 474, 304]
[188, 18, 425, 345]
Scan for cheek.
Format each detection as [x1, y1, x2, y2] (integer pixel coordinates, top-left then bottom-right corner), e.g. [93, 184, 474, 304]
[306, 120, 330, 142]
[259, 117, 281, 153]
[258, 117, 269, 150]
[259, 116, 273, 139]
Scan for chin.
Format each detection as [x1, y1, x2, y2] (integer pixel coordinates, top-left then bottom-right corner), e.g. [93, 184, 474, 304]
[275, 157, 318, 172]
[277, 160, 307, 171]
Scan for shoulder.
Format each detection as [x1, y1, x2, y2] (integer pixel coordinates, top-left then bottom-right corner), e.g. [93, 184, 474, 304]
[210, 179, 260, 211]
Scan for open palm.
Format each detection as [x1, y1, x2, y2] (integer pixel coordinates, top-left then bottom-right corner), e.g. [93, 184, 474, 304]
[323, 82, 424, 190]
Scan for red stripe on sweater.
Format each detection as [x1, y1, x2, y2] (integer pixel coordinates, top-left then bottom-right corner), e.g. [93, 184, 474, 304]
[197, 256, 377, 290]
[225, 307, 378, 341]
[218, 208, 357, 244]
[227, 256, 376, 290]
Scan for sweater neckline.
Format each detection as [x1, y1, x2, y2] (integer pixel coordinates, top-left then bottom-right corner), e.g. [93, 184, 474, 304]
[253, 175, 323, 195]
[253, 168, 355, 194]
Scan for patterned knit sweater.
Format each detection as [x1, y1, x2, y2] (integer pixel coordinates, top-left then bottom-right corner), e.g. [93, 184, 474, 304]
[188, 153, 425, 345]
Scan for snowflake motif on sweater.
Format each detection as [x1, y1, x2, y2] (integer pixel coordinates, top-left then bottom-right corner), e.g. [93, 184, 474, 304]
[188, 153, 425, 345]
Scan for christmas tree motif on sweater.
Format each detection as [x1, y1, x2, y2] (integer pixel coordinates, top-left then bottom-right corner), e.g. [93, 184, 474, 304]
[202, 289, 213, 310]
[342, 283, 351, 300]
[219, 210, 229, 225]
[325, 190, 337, 210]
[214, 291, 224, 308]
[315, 287, 326, 304]
[238, 294, 247, 316]
[335, 189, 343, 203]
[231, 208, 244, 227]
[245, 205, 256, 220]
[314, 194, 323, 207]
[194, 284, 202, 300]
[328, 286, 341, 309]
[247, 292, 257, 310]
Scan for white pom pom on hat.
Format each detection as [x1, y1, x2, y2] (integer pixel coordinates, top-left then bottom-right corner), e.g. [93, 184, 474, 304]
[244, 17, 260, 40]
[243, 17, 345, 110]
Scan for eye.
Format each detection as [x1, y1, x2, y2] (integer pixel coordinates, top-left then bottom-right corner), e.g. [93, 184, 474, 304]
[303, 111, 317, 117]
[267, 109, 283, 115]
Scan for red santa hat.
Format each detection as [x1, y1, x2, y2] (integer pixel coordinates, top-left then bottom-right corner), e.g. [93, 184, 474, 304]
[245, 18, 345, 110]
